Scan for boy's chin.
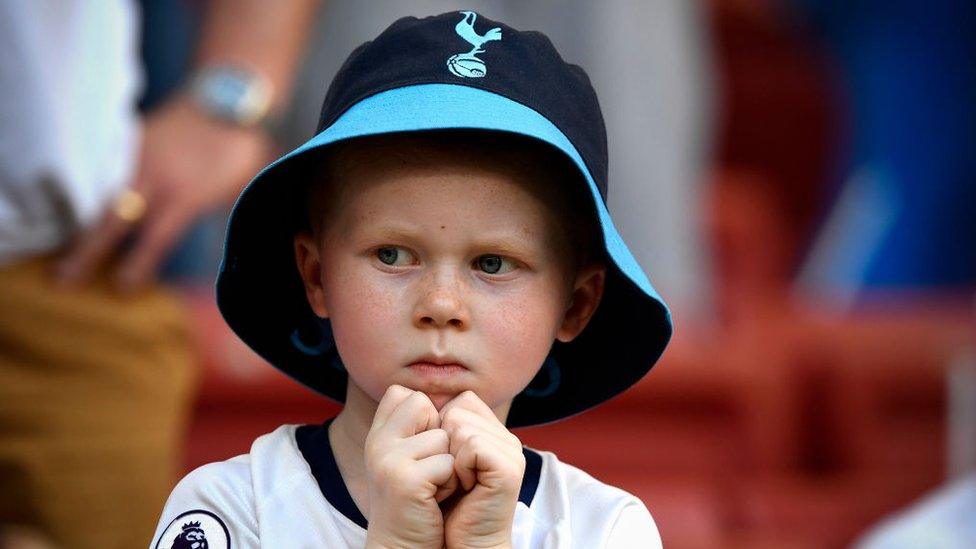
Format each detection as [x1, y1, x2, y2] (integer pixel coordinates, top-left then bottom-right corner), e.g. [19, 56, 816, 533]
[425, 392, 456, 411]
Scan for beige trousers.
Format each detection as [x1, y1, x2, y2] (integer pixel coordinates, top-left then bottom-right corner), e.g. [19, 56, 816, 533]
[0, 255, 196, 549]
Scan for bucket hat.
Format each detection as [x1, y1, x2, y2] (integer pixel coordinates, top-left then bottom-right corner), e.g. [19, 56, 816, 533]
[216, 11, 672, 427]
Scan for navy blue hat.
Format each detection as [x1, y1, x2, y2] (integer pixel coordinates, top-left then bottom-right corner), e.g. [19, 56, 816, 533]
[216, 11, 672, 427]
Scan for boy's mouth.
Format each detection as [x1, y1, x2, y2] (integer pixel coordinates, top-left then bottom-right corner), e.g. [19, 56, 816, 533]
[408, 362, 468, 376]
[407, 354, 469, 377]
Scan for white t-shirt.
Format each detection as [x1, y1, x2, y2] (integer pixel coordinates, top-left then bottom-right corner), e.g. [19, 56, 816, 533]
[151, 421, 662, 548]
[0, 0, 142, 263]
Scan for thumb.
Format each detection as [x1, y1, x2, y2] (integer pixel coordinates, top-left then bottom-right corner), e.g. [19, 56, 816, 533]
[434, 471, 459, 503]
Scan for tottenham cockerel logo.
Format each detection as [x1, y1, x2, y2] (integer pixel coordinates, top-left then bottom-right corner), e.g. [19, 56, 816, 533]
[447, 11, 502, 78]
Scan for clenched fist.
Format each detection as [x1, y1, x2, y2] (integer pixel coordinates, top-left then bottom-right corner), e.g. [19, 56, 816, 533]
[438, 391, 525, 549]
[364, 385, 459, 549]
[363, 386, 524, 549]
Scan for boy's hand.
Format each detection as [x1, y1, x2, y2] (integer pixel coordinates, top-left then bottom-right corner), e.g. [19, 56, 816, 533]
[364, 385, 459, 549]
[439, 391, 525, 549]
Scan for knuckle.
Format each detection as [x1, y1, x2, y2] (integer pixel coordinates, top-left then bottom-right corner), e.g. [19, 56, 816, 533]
[430, 428, 449, 447]
[514, 452, 527, 470]
[403, 391, 429, 414]
[405, 389, 426, 405]
[384, 384, 409, 400]
[498, 455, 525, 479]
[440, 408, 457, 428]
[415, 390, 436, 407]
[413, 392, 439, 417]
[442, 405, 469, 426]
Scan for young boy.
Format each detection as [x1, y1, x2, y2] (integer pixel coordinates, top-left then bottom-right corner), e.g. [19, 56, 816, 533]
[152, 11, 672, 549]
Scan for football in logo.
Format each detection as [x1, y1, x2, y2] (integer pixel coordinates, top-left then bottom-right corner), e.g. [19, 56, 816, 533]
[446, 11, 501, 78]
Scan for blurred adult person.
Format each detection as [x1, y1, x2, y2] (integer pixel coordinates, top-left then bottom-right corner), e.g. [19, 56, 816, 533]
[785, 0, 976, 544]
[0, 1, 317, 547]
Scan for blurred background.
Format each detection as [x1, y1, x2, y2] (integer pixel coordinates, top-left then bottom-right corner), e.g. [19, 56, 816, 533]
[2, 0, 974, 548]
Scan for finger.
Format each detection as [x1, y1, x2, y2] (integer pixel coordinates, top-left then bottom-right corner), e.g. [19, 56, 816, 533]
[384, 390, 440, 438]
[453, 433, 525, 493]
[371, 385, 415, 431]
[442, 407, 520, 451]
[401, 428, 450, 460]
[414, 453, 457, 502]
[443, 408, 492, 450]
[447, 418, 523, 481]
[434, 470, 459, 504]
[442, 406, 497, 434]
[57, 209, 135, 285]
[439, 390, 498, 425]
[453, 434, 482, 492]
[434, 478, 461, 503]
[114, 204, 191, 291]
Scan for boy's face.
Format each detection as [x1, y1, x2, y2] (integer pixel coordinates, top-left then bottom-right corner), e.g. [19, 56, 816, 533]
[295, 141, 604, 419]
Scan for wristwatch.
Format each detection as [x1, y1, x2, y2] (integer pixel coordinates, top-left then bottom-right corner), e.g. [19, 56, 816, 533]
[188, 65, 273, 127]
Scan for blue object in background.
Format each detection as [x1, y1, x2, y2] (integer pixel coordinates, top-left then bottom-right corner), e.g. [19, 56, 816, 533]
[795, 0, 976, 295]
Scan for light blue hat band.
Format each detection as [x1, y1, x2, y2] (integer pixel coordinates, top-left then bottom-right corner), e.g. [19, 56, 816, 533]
[248, 83, 668, 315]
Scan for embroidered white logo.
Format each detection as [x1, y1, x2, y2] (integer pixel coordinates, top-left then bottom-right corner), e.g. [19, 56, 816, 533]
[446, 11, 502, 78]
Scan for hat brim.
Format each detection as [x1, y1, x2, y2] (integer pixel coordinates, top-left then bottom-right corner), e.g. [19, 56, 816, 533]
[217, 83, 672, 427]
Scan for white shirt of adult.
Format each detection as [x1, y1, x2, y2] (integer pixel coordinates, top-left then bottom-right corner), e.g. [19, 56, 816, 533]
[151, 424, 662, 548]
[0, 0, 142, 264]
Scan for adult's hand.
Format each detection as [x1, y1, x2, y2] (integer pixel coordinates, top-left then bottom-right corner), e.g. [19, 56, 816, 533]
[56, 95, 274, 292]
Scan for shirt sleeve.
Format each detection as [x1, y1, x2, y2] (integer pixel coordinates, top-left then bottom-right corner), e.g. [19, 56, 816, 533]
[603, 499, 663, 549]
[149, 458, 260, 549]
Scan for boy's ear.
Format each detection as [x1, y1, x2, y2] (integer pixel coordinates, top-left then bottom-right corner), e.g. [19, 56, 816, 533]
[555, 262, 606, 343]
[293, 231, 330, 318]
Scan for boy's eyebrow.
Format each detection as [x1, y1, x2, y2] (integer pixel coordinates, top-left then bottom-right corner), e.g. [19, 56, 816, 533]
[473, 234, 546, 256]
[361, 225, 540, 255]
[359, 225, 416, 242]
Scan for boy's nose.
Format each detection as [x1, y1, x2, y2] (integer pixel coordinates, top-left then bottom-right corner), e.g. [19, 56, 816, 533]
[413, 275, 468, 331]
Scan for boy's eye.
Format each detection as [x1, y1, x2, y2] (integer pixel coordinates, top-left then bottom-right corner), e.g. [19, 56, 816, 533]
[476, 255, 514, 275]
[375, 246, 415, 266]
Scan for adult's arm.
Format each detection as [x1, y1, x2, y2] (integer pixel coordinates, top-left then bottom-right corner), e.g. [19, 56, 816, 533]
[58, 0, 319, 291]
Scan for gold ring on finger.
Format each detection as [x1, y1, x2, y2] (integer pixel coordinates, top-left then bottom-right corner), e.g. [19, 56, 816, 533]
[112, 188, 148, 223]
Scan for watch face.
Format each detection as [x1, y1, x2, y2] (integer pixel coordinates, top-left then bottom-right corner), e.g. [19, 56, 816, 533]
[212, 72, 249, 106]
[194, 66, 271, 125]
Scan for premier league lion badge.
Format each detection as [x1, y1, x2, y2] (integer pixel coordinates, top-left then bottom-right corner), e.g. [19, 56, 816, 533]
[154, 510, 230, 549]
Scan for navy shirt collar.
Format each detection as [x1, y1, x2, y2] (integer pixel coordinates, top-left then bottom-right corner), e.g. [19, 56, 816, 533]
[296, 417, 542, 529]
